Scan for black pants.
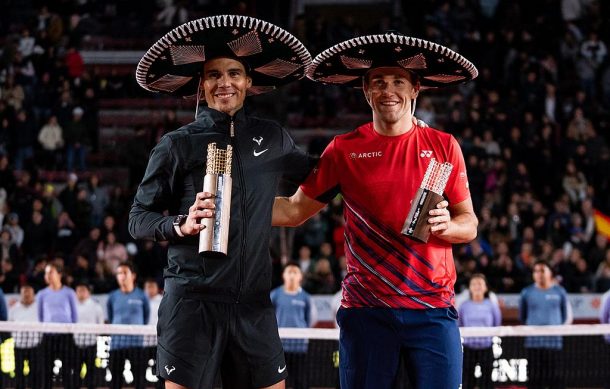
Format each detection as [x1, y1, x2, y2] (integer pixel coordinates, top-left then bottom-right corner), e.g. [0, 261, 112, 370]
[462, 346, 494, 389]
[76, 345, 97, 389]
[14, 347, 42, 389]
[41, 334, 77, 389]
[109, 347, 146, 389]
[526, 348, 564, 389]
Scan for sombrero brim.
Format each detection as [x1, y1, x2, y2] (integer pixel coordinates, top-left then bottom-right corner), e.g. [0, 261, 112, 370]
[136, 15, 311, 97]
[306, 34, 478, 89]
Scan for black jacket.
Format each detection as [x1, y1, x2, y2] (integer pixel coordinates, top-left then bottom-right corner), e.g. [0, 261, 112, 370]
[129, 106, 314, 302]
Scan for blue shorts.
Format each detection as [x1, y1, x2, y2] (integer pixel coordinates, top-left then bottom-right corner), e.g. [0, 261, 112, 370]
[336, 307, 462, 389]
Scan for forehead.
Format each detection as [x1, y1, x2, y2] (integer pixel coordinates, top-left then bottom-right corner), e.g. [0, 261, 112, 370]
[204, 57, 247, 73]
[367, 67, 412, 79]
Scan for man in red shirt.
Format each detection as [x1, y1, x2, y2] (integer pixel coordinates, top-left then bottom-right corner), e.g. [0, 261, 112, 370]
[273, 34, 479, 389]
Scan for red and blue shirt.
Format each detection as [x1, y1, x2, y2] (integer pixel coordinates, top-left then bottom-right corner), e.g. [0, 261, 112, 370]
[300, 122, 470, 309]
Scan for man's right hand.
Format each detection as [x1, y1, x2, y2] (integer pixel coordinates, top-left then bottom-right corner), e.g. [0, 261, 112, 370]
[181, 191, 216, 236]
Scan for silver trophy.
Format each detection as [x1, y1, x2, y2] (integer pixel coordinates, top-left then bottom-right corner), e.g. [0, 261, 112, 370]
[401, 159, 453, 243]
[199, 143, 233, 257]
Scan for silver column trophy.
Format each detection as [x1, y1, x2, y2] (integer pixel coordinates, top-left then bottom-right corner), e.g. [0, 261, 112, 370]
[199, 143, 233, 257]
[401, 159, 453, 243]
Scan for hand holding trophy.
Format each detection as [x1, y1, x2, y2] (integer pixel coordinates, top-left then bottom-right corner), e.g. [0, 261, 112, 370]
[401, 158, 453, 243]
[199, 143, 233, 257]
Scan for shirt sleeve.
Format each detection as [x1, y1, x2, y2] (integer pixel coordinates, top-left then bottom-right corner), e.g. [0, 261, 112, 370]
[444, 135, 470, 205]
[560, 287, 569, 324]
[107, 293, 114, 324]
[492, 300, 502, 326]
[143, 293, 150, 325]
[128, 135, 181, 242]
[601, 292, 610, 324]
[300, 138, 341, 204]
[69, 289, 78, 323]
[37, 292, 43, 322]
[518, 289, 528, 324]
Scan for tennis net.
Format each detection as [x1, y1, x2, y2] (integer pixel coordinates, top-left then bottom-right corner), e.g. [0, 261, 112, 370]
[0, 322, 608, 388]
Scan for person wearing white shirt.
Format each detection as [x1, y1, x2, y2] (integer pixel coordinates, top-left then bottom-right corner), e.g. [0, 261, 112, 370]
[9, 284, 41, 389]
[74, 282, 104, 389]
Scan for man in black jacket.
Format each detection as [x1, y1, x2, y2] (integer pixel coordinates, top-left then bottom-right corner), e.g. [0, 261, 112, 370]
[128, 15, 313, 389]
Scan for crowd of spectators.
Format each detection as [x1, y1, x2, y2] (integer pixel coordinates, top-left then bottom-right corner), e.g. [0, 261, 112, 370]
[0, 0, 609, 298]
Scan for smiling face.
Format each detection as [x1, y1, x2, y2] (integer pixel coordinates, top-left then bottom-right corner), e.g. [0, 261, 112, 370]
[202, 57, 252, 116]
[363, 67, 419, 126]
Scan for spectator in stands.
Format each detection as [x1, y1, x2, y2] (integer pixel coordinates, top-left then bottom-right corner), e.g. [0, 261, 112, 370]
[97, 231, 127, 273]
[4, 212, 24, 249]
[304, 257, 336, 294]
[55, 210, 78, 257]
[519, 260, 569, 389]
[273, 34, 478, 389]
[271, 262, 315, 389]
[74, 226, 101, 266]
[36, 261, 78, 389]
[23, 210, 54, 263]
[9, 284, 42, 389]
[59, 173, 80, 220]
[87, 173, 108, 228]
[107, 261, 149, 389]
[458, 273, 501, 389]
[12, 109, 37, 171]
[38, 115, 64, 169]
[595, 249, 610, 292]
[64, 107, 89, 172]
[92, 260, 116, 293]
[0, 229, 18, 263]
[600, 286, 610, 389]
[143, 278, 163, 388]
[74, 281, 104, 389]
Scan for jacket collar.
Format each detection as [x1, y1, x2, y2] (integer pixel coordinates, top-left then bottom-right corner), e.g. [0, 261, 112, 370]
[196, 105, 247, 128]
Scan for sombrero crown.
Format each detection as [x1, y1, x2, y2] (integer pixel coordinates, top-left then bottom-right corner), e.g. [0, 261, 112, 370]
[136, 15, 312, 97]
[307, 33, 478, 88]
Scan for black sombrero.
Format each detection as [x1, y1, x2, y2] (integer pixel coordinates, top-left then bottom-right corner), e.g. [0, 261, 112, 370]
[136, 15, 311, 98]
[307, 34, 478, 88]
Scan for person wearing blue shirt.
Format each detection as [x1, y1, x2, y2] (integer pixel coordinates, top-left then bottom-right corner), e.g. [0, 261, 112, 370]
[458, 273, 501, 389]
[519, 260, 569, 389]
[36, 261, 79, 389]
[271, 263, 314, 389]
[107, 261, 149, 389]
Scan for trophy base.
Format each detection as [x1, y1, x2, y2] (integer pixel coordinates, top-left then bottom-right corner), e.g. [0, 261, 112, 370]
[199, 250, 227, 259]
[401, 188, 445, 243]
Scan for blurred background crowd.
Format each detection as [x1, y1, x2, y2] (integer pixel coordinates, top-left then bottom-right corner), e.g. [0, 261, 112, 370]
[0, 0, 609, 298]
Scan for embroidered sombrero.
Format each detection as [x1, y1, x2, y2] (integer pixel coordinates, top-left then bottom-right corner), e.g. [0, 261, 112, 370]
[307, 33, 478, 88]
[136, 15, 311, 97]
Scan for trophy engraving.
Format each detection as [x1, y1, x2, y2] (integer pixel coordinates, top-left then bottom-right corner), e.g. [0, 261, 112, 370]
[199, 143, 233, 257]
[401, 159, 453, 243]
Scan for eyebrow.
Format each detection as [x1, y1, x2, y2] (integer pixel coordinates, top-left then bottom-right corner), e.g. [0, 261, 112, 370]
[205, 67, 245, 75]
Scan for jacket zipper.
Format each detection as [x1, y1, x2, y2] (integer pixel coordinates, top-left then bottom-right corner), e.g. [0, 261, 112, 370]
[229, 117, 247, 303]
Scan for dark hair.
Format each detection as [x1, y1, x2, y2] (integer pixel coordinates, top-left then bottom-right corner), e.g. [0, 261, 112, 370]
[533, 259, 553, 274]
[283, 261, 302, 272]
[117, 260, 137, 274]
[74, 280, 92, 290]
[47, 261, 64, 275]
[468, 273, 490, 299]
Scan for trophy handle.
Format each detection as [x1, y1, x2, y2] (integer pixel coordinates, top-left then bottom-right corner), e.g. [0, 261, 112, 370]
[401, 188, 445, 243]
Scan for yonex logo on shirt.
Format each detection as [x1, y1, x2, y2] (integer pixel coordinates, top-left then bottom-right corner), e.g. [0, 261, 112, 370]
[420, 150, 433, 157]
[349, 151, 383, 159]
